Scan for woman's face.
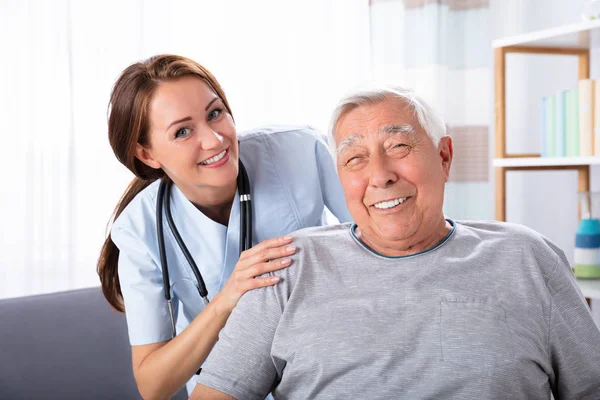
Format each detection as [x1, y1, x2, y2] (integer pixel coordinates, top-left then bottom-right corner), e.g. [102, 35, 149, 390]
[137, 76, 238, 196]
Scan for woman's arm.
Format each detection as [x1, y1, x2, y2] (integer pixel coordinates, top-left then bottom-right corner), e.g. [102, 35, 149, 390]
[128, 235, 296, 400]
[131, 298, 228, 400]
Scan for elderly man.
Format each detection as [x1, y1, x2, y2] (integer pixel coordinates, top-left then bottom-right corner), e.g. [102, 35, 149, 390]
[191, 86, 600, 399]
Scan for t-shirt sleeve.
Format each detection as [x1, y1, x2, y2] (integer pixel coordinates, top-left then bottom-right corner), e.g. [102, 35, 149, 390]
[314, 133, 352, 223]
[546, 250, 600, 399]
[196, 275, 283, 399]
[112, 224, 175, 345]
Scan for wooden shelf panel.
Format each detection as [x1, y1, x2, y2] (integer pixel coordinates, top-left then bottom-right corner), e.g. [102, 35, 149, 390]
[493, 20, 600, 50]
[493, 156, 600, 168]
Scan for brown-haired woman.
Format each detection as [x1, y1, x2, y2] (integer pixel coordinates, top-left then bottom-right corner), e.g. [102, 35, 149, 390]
[97, 54, 351, 399]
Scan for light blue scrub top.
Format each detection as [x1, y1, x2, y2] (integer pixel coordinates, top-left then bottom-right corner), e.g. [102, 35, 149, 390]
[111, 126, 351, 392]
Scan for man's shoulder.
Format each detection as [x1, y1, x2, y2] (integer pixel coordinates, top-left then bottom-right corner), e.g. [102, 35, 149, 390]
[456, 219, 548, 243]
[262, 223, 353, 309]
[270, 223, 353, 281]
[454, 220, 566, 277]
[290, 223, 353, 246]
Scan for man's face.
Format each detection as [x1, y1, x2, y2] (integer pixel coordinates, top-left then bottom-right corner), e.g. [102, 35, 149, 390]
[334, 97, 453, 254]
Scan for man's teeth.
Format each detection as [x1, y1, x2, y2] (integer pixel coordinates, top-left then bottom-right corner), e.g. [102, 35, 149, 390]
[374, 197, 408, 210]
[201, 150, 226, 165]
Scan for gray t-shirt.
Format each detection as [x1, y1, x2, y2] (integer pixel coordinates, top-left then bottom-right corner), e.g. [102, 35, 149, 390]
[197, 220, 600, 399]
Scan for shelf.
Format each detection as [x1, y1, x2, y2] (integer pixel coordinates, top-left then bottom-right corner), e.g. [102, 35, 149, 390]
[493, 20, 600, 50]
[577, 278, 600, 300]
[494, 21, 597, 220]
[493, 156, 600, 168]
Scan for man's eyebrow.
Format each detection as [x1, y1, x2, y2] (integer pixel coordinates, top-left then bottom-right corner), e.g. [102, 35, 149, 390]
[379, 124, 415, 137]
[336, 124, 417, 154]
[336, 134, 363, 154]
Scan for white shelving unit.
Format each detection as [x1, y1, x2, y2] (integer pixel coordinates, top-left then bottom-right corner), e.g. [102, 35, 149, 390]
[492, 20, 600, 50]
[494, 22, 600, 301]
[493, 156, 600, 168]
[494, 21, 600, 221]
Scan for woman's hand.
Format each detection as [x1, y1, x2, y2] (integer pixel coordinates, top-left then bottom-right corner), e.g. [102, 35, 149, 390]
[212, 235, 296, 316]
[130, 236, 295, 399]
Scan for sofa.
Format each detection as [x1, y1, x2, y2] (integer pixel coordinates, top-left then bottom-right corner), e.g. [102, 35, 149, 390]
[0, 287, 187, 399]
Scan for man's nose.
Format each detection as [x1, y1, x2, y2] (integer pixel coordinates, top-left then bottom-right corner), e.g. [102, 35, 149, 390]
[369, 154, 397, 188]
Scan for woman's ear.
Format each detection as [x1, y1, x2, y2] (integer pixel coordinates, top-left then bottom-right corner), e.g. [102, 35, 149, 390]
[134, 143, 162, 169]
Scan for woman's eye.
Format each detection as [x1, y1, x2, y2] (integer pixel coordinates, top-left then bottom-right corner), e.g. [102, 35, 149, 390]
[208, 108, 222, 121]
[393, 143, 407, 149]
[175, 127, 191, 139]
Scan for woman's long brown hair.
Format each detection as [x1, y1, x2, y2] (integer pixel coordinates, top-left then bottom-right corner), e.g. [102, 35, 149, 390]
[97, 55, 233, 312]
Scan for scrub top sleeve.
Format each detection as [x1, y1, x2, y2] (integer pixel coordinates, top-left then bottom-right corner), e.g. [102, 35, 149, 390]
[111, 225, 175, 345]
[196, 277, 282, 399]
[314, 135, 352, 223]
[546, 251, 600, 399]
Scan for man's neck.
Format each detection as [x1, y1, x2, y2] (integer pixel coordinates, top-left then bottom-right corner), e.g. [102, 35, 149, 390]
[356, 218, 453, 257]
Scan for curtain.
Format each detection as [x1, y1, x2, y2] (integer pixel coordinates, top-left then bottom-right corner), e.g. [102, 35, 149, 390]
[0, 0, 371, 299]
[370, 0, 492, 220]
[1, 0, 74, 298]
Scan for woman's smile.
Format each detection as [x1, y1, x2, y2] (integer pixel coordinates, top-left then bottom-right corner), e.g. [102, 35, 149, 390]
[199, 148, 230, 168]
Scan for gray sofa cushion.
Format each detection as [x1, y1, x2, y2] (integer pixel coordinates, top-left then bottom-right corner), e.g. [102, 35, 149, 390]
[0, 287, 187, 399]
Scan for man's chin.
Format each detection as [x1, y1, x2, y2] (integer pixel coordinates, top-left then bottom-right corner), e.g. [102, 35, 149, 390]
[365, 226, 413, 244]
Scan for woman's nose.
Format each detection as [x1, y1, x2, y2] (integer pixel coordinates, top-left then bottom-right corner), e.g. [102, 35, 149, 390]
[199, 127, 224, 149]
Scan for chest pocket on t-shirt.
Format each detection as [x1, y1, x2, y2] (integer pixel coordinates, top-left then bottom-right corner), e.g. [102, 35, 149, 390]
[440, 299, 514, 369]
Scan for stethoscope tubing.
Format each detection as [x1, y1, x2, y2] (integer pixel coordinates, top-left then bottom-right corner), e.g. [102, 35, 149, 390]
[157, 158, 251, 339]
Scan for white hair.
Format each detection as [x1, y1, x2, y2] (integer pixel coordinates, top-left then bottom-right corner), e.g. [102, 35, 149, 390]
[327, 85, 448, 155]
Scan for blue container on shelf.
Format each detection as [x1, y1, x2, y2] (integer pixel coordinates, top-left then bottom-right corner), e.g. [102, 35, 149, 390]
[574, 192, 600, 279]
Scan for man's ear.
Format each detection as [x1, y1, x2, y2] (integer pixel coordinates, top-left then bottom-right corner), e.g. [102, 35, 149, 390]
[134, 143, 162, 169]
[438, 136, 453, 182]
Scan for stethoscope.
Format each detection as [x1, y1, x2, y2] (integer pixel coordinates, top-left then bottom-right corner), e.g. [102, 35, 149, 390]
[156, 159, 252, 338]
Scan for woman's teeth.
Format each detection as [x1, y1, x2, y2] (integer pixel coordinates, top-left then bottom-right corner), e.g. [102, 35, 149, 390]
[374, 197, 408, 210]
[200, 150, 226, 165]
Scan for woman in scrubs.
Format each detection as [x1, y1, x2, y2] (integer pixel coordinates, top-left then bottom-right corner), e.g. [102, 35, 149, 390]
[97, 54, 351, 399]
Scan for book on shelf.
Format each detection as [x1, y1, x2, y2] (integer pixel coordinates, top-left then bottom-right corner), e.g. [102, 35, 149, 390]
[579, 79, 594, 157]
[555, 90, 566, 157]
[595, 80, 600, 156]
[542, 96, 555, 157]
[565, 88, 579, 157]
[540, 80, 600, 157]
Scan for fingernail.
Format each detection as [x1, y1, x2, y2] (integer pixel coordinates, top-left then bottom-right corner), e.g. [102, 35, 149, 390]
[271, 276, 280, 282]
[285, 246, 296, 252]
[283, 236, 293, 241]
[281, 258, 291, 265]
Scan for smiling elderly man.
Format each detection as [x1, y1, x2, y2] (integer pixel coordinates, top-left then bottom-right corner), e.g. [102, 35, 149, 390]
[191, 86, 600, 399]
